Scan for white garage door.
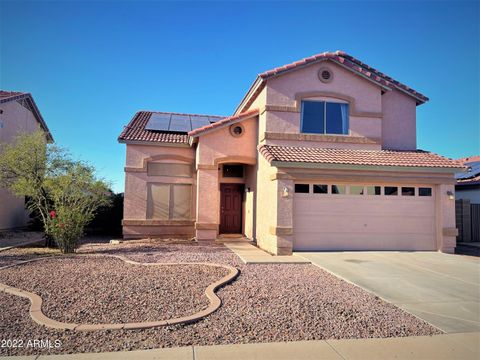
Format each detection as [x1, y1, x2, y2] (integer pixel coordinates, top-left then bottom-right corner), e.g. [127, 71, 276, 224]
[293, 183, 436, 251]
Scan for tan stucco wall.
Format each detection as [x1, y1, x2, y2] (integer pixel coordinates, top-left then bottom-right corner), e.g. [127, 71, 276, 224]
[196, 117, 258, 165]
[194, 116, 259, 240]
[123, 144, 196, 238]
[0, 100, 43, 229]
[382, 90, 417, 150]
[241, 60, 417, 152]
[261, 61, 383, 150]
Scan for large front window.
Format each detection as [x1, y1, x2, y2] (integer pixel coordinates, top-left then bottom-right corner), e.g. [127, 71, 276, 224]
[147, 183, 192, 220]
[301, 100, 349, 135]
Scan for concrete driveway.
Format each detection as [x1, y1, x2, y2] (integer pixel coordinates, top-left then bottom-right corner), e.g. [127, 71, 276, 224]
[297, 251, 480, 333]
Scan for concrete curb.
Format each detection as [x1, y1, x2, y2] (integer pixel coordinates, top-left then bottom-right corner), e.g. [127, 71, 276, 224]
[0, 254, 239, 331]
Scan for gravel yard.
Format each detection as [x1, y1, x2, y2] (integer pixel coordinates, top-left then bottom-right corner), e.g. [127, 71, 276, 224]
[0, 256, 227, 324]
[0, 237, 441, 356]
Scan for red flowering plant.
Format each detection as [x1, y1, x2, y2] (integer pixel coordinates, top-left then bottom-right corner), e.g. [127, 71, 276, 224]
[0, 131, 110, 253]
[45, 163, 110, 253]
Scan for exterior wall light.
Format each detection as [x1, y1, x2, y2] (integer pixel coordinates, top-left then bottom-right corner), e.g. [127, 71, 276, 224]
[446, 190, 455, 200]
[282, 186, 289, 198]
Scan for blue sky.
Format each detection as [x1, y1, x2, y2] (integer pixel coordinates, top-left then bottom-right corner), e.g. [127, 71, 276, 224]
[1, 1, 478, 193]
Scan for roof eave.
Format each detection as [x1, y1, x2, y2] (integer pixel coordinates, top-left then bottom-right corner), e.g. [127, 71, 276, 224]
[261, 58, 394, 92]
[189, 112, 259, 138]
[237, 55, 429, 110]
[118, 139, 190, 147]
[26, 95, 54, 142]
[0, 93, 54, 142]
[234, 77, 263, 116]
[270, 160, 464, 174]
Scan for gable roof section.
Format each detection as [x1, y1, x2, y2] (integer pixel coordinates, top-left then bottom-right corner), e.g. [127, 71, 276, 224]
[188, 108, 259, 138]
[259, 145, 463, 170]
[235, 51, 429, 115]
[0, 90, 54, 142]
[118, 111, 225, 144]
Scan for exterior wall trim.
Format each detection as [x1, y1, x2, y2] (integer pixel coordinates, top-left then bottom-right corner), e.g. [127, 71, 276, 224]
[122, 219, 194, 226]
[443, 227, 459, 237]
[126, 154, 194, 173]
[270, 172, 294, 181]
[269, 226, 293, 236]
[283, 172, 457, 185]
[213, 156, 257, 166]
[197, 164, 217, 170]
[195, 222, 219, 230]
[270, 161, 463, 175]
[262, 132, 380, 144]
[119, 139, 190, 147]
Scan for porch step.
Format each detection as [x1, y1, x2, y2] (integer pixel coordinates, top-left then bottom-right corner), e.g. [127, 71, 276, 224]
[224, 242, 311, 264]
[216, 234, 251, 243]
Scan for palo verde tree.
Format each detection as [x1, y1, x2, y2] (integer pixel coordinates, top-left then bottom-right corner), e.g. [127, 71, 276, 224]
[0, 130, 110, 253]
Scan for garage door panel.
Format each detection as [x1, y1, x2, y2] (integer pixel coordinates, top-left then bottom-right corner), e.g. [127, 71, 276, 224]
[294, 214, 435, 234]
[295, 198, 433, 217]
[294, 232, 436, 251]
[293, 185, 436, 251]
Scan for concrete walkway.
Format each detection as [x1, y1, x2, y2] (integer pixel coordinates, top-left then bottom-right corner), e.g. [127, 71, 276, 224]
[299, 251, 480, 333]
[11, 332, 479, 359]
[224, 242, 310, 264]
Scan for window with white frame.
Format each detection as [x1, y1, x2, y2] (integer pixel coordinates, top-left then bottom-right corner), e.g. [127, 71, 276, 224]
[147, 183, 192, 220]
[301, 100, 349, 135]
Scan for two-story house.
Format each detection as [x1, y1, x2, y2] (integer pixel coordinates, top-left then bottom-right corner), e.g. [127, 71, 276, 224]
[0, 91, 53, 230]
[118, 51, 463, 255]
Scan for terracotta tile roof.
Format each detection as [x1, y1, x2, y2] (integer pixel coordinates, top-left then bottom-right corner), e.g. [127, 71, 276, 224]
[456, 156, 480, 185]
[118, 111, 225, 144]
[0, 90, 27, 102]
[259, 145, 463, 169]
[458, 155, 480, 165]
[188, 108, 259, 137]
[0, 90, 53, 142]
[236, 51, 429, 114]
[457, 175, 480, 186]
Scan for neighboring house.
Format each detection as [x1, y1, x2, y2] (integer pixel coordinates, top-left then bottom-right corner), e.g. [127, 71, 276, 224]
[455, 156, 480, 244]
[118, 51, 463, 255]
[456, 156, 480, 204]
[0, 91, 53, 230]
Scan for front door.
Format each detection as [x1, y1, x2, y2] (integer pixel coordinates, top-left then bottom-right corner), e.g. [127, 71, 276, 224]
[220, 184, 244, 234]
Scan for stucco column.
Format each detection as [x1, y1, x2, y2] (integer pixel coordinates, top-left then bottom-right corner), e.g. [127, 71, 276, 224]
[195, 167, 219, 240]
[270, 174, 294, 255]
[437, 183, 458, 253]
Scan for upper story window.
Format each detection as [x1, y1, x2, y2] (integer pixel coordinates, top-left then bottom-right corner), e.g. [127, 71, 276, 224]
[300, 100, 349, 135]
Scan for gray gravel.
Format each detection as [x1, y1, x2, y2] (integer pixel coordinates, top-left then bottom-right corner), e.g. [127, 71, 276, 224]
[0, 257, 226, 324]
[0, 239, 441, 357]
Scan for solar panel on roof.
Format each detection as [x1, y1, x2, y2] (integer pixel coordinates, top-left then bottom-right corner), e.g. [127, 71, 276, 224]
[145, 112, 226, 133]
[456, 161, 480, 179]
[145, 113, 171, 131]
[208, 116, 222, 123]
[191, 116, 211, 130]
[169, 114, 191, 132]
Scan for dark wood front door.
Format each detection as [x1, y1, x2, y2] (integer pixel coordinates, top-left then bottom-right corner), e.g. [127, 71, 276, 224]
[220, 184, 244, 234]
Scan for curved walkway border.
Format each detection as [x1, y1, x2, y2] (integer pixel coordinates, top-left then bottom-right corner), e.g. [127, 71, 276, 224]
[0, 254, 239, 331]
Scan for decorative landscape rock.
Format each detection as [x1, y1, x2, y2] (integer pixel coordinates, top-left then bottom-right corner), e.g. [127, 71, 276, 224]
[0, 239, 441, 357]
[0, 254, 238, 330]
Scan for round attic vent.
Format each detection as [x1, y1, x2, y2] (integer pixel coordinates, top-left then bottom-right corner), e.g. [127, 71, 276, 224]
[318, 67, 333, 83]
[230, 124, 244, 137]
